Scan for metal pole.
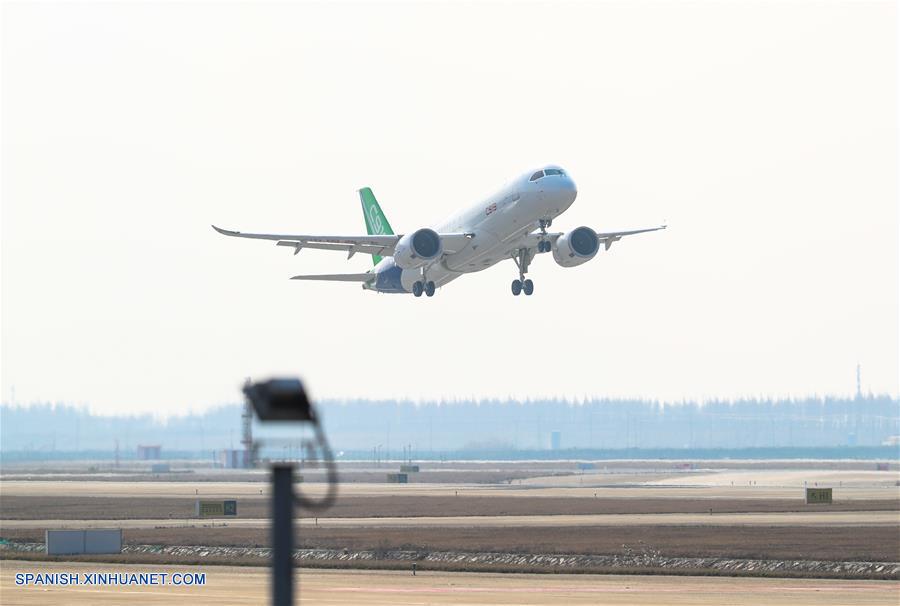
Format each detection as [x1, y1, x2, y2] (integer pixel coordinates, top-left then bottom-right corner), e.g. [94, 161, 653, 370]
[272, 463, 294, 606]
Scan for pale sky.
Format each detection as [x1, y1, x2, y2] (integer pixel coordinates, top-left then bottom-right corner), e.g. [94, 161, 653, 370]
[2, 1, 897, 415]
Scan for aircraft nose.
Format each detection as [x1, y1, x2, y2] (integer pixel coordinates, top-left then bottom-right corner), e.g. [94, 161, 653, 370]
[552, 173, 577, 203]
[530, 169, 577, 204]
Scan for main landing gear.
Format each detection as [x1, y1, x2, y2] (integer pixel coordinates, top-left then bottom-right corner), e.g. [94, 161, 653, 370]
[412, 280, 435, 297]
[511, 278, 533, 296]
[511, 247, 535, 296]
[413, 268, 436, 298]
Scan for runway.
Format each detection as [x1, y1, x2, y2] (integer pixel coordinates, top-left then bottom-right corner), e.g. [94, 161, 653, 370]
[2, 561, 898, 606]
[4, 510, 898, 530]
[2, 477, 896, 500]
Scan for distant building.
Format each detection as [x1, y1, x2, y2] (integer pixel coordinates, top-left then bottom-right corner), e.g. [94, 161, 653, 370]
[136, 445, 161, 460]
[219, 449, 250, 469]
[550, 430, 561, 450]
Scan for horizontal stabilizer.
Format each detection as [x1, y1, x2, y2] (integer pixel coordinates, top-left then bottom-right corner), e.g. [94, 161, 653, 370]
[290, 273, 373, 282]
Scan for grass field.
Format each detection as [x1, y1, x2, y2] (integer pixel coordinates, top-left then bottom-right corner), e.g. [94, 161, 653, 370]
[5, 524, 898, 562]
[4, 495, 897, 520]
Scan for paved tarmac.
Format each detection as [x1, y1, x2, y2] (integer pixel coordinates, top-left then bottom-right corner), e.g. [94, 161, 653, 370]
[4, 510, 898, 530]
[2, 561, 899, 606]
[2, 479, 896, 500]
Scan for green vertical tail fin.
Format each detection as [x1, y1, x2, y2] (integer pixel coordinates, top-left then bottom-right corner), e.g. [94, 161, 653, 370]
[359, 187, 394, 265]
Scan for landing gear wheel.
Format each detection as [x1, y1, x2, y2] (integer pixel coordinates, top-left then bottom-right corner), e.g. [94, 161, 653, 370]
[539, 241, 551, 253]
[511, 279, 522, 296]
[523, 279, 534, 296]
[412, 281, 424, 297]
[425, 281, 436, 297]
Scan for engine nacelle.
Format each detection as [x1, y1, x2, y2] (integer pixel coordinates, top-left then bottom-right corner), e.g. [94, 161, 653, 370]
[393, 228, 443, 270]
[553, 226, 600, 268]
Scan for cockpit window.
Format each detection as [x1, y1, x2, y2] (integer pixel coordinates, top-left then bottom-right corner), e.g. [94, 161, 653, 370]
[544, 168, 564, 176]
[529, 171, 544, 182]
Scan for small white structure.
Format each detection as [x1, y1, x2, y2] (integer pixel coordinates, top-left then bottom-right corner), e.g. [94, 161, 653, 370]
[550, 430, 562, 450]
[46, 529, 122, 555]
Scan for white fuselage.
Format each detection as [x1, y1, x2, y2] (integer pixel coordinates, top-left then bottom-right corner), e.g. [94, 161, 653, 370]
[369, 166, 578, 293]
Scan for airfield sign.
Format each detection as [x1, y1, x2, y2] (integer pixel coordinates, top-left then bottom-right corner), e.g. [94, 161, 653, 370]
[196, 499, 238, 517]
[805, 488, 833, 504]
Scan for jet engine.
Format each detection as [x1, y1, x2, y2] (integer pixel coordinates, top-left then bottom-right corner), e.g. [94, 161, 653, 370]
[553, 226, 600, 268]
[393, 228, 443, 269]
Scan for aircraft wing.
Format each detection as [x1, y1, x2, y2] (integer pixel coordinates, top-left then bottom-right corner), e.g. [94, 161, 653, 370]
[595, 225, 667, 250]
[212, 224, 397, 258]
[517, 224, 666, 252]
[212, 225, 473, 259]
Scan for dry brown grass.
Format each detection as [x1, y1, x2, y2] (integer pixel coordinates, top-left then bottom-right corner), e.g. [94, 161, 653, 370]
[3, 495, 896, 520]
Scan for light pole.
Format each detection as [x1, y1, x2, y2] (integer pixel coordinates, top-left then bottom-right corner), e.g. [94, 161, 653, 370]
[243, 378, 338, 606]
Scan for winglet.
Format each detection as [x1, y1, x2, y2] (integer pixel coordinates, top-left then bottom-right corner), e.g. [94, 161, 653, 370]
[212, 224, 239, 237]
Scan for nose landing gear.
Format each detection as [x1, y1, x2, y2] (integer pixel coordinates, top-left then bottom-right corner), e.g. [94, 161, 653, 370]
[537, 219, 552, 254]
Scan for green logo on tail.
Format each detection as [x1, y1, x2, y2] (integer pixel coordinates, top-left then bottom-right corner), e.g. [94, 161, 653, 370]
[359, 187, 394, 265]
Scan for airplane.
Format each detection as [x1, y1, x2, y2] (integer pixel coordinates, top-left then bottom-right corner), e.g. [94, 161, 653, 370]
[213, 165, 665, 297]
